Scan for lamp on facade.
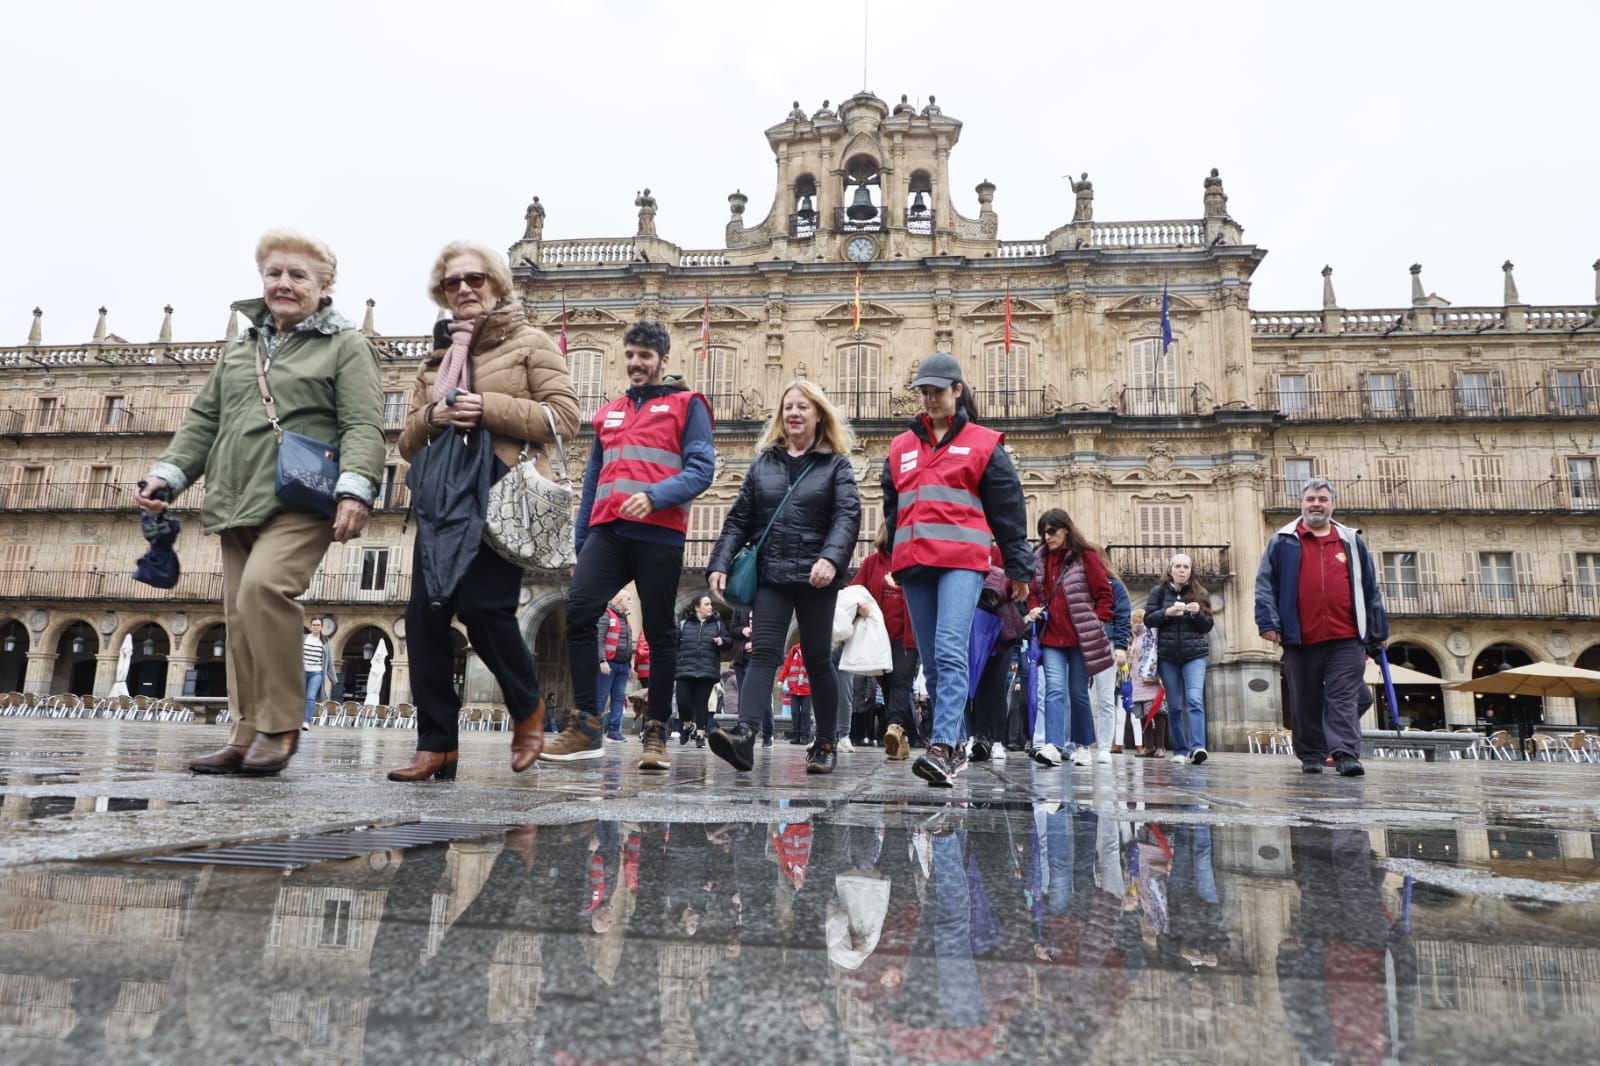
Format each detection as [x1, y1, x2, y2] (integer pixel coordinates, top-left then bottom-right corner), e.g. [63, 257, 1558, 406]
[213, 639, 225, 658]
[3, 635, 15, 654]
[71, 636, 85, 655]
[141, 637, 155, 657]
[362, 640, 375, 661]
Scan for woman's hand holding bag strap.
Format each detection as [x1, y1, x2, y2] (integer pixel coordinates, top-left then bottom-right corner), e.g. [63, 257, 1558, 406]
[483, 402, 577, 572]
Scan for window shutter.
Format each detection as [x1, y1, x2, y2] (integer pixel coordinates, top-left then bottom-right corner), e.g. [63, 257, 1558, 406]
[1585, 368, 1600, 414]
[1545, 367, 1560, 413]
[1512, 551, 1533, 589]
[1562, 552, 1577, 587]
[72, 544, 101, 571]
[1490, 368, 1507, 413]
[1451, 370, 1464, 415]
[1358, 370, 1371, 417]
[2, 544, 32, 569]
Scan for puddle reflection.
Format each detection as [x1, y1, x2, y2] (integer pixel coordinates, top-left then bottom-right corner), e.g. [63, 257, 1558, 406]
[2, 805, 1598, 1064]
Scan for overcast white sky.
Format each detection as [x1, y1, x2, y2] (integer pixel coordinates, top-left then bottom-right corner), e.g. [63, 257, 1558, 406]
[2, 0, 1595, 345]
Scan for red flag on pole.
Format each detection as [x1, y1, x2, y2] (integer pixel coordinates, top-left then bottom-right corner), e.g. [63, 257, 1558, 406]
[1004, 285, 1012, 356]
[853, 267, 862, 331]
[700, 293, 711, 359]
[558, 294, 569, 356]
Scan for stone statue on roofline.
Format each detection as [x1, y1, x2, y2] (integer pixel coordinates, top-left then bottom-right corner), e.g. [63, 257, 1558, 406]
[635, 188, 657, 236]
[1203, 168, 1228, 217]
[1071, 172, 1093, 222]
[523, 196, 545, 240]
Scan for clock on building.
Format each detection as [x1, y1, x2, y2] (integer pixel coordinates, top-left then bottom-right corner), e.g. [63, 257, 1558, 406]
[845, 236, 878, 262]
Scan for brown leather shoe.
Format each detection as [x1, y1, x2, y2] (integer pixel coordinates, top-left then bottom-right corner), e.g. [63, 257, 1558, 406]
[189, 744, 248, 774]
[511, 698, 546, 772]
[240, 730, 300, 775]
[387, 750, 459, 782]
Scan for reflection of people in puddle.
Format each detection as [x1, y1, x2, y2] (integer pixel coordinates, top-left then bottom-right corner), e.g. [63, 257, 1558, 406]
[1276, 827, 1417, 1066]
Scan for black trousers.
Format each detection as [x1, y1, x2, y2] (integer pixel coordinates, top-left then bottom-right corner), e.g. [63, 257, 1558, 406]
[884, 642, 921, 737]
[738, 582, 839, 739]
[967, 640, 1018, 743]
[1283, 637, 1367, 761]
[408, 540, 540, 752]
[566, 525, 683, 724]
[676, 676, 718, 731]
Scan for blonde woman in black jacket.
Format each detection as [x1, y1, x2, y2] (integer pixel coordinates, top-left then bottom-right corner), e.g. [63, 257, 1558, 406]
[706, 380, 861, 775]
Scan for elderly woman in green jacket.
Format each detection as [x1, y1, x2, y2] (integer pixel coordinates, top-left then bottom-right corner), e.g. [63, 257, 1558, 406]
[136, 229, 385, 775]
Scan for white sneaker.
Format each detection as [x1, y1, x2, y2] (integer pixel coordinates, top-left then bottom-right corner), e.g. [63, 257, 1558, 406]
[837, 737, 855, 753]
[1190, 748, 1208, 765]
[1071, 747, 1093, 767]
[1032, 743, 1063, 767]
[1171, 753, 1189, 764]
[991, 745, 1007, 761]
[1096, 750, 1112, 765]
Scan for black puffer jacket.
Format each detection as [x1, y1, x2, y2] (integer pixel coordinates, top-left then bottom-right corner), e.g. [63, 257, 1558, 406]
[708, 446, 861, 589]
[1143, 581, 1215, 664]
[675, 615, 730, 680]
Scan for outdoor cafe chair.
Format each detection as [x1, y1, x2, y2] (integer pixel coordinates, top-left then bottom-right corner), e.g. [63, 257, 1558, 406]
[1563, 732, 1592, 764]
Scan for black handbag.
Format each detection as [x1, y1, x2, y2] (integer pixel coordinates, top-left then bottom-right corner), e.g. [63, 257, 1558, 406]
[254, 342, 340, 518]
[724, 460, 816, 609]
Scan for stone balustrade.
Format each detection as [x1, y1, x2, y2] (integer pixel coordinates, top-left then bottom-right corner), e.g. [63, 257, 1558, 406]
[1090, 220, 1206, 248]
[1253, 305, 1597, 335]
[538, 241, 636, 266]
[997, 241, 1048, 258]
[678, 252, 731, 267]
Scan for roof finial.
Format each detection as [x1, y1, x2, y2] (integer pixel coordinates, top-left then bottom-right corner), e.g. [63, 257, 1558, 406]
[159, 304, 174, 343]
[1321, 266, 1336, 309]
[361, 298, 376, 335]
[1501, 260, 1521, 305]
[1409, 263, 1425, 305]
[93, 306, 108, 343]
[27, 307, 41, 346]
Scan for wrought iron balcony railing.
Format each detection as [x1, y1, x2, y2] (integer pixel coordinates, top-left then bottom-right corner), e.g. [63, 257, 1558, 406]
[1105, 545, 1232, 582]
[1256, 385, 1600, 421]
[1383, 581, 1592, 620]
[1263, 478, 1600, 514]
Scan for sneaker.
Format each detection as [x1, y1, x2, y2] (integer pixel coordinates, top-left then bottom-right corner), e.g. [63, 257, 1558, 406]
[1096, 749, 1112, 765]
[1170, 753, 1189, 765]
[708, 723, 757, 772]
[837, 737, 855, 754]
[950, 745, 969, 776]
[991, 745, 1007, 761]
[694, 731, 706, 749]
[883, 724, 909, 761]
[1334, 754, 1365, 777]
[969, 738, 992, 763]
[1189, 748, 1208, 766]
[1071, 747, 1094, 767]
[762, 737, 773, 748]
[539, 713, 604, 762]
[638, 721, 671, 771]
[913, 744, 959, 787]
[1301, 760, 1324, 774]
[806, 740, 837, 775]
[1031, 743, 1063, 767]
[679, 727, 694, 747]
[605, 733, 624, 743]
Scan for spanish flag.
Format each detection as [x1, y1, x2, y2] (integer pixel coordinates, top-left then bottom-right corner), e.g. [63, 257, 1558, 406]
[853, 266, 862, 331]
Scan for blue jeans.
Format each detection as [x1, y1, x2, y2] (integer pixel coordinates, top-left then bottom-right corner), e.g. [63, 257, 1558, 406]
[1158, 656, 1208, 755]
[597, 662, 629, 736]
[304, 671, 322, 724]
[1040, 645, 1094, 749]
[901, 567, 985, 748]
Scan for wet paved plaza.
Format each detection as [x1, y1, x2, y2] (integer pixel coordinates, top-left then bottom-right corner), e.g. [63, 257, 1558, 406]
[3, 719, 1599, 1065]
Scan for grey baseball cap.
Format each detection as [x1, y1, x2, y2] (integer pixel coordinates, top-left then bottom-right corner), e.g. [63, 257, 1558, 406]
[909, 352, 964, 389]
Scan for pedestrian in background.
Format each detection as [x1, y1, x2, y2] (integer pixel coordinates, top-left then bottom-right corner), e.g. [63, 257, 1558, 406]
[302, 618, 332, 730]
[1025, 508, 1114, 768]
[675, 594, 730, 749]
[1145, 553, 1216, 765]
[599, 592, 634, 742]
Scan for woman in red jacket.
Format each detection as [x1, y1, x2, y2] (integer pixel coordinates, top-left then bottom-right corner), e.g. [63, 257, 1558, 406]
[778, 643, 813, 743]
[849, 526, 920, 759]
[1024, 508, 1114, 767]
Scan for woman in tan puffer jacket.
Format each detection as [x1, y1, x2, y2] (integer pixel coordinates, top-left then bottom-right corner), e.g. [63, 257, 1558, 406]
[388, 240, 580, 783]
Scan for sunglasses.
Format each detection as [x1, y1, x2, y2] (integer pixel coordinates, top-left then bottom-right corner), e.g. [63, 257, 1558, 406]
[1042, 525, 1065, 536]
[442, 272, 490, 293]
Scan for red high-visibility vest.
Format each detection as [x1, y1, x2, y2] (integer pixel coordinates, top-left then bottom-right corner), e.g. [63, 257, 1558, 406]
[589, 390, 706, 535]
[888, 419, 1002, 573]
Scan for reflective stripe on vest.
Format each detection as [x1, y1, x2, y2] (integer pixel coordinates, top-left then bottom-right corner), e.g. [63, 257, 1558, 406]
[888, 421, 1004, 573]
[589, 390, 706, 535]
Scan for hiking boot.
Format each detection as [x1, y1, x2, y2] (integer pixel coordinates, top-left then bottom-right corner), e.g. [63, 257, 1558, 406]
[806, 740, 837, 775]
[708, 723, 757, 772]
[883, 723, 909, 760]
[638, 720, 671, 771]
[913, 743, 959, 787]
[538, 713, 604, 763]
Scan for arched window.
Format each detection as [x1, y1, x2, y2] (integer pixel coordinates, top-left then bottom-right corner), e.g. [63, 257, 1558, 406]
[833, 343, 882, 418]
[906, 171, 934, 235]
[691, 346, 737, 414]
[568, 349, 606, 420]
[840, 156, 883, 232]
[1126, 337, 1179, 414]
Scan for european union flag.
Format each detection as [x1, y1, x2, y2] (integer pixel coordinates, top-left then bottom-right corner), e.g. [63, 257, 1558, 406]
[1160, 282, 1173, 356]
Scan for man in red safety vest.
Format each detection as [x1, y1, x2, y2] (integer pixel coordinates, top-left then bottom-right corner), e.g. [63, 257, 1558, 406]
[544, 320, 715, 769]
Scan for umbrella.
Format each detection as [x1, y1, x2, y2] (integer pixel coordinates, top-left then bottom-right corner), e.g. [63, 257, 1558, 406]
[1444, 660, 1600, 699]
[1376, 647, 1403, 732]
[108, 634, 133, 698]
[363, 638, 390, 707]
[406, 427, 494, 606]
[1363, 660, 1443, 686]
[966, 606, 1006, 698]
[133, 510, 182, 589]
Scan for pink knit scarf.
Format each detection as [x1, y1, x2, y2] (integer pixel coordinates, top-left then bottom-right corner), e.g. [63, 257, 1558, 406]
[432, 319, 477, 403]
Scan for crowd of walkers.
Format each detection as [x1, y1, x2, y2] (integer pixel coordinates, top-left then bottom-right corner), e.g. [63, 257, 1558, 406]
[138, 228, 1385, 785]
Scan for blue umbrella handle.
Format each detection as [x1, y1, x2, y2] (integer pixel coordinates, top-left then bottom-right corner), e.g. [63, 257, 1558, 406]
[1376, 647, 1403, 734]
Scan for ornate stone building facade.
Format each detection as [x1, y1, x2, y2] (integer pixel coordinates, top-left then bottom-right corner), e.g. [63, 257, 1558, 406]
[2, 90, 1598, 743]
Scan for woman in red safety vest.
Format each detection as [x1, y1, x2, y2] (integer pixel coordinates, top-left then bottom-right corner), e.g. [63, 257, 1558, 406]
[881, 352, 1033, 787]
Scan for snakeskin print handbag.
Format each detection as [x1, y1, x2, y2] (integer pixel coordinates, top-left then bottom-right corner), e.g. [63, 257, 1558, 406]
[483, 404, 576, 571]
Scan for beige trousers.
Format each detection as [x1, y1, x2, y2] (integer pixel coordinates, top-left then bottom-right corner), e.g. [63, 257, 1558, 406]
[219, 510, 335, 744]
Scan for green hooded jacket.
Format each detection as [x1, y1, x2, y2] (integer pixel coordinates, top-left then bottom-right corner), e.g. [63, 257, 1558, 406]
[149, 298, 385, 534]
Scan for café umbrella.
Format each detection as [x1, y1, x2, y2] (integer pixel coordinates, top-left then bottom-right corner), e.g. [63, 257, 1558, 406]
[1444, 660, 1600, 699]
